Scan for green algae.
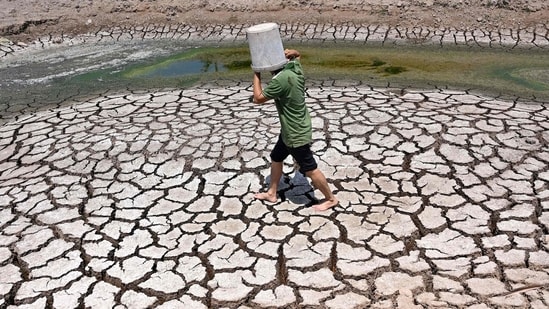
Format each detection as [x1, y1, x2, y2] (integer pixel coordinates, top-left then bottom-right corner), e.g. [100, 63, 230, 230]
[384, 66, 407, 75]
[71, 43, 549, 101]
[122, 46, 251, 78]
[491, 67, 549, 91]
[301, 44, 549, 99]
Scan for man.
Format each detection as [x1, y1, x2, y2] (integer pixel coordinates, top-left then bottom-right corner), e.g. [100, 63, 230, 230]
[252, 49, 338, 211]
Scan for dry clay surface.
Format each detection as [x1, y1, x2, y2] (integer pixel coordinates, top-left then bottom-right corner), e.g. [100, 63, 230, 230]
[1, 81, 549, 308]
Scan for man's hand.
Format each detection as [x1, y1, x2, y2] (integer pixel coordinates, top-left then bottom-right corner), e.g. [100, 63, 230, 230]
[284, 49, 300, 60]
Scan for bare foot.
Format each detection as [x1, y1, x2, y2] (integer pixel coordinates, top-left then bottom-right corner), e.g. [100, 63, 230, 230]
[254, 192, 278, 203]
[312, 198, 339, 211]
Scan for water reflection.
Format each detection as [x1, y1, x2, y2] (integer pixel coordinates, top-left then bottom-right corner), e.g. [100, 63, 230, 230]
[143, 59, 226, 77]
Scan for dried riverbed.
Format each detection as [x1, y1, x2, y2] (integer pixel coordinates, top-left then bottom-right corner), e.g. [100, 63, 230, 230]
[0, 11, 549, 308]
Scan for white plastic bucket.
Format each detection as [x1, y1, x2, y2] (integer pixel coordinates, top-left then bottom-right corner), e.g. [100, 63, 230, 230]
[246, 23, 287, 72]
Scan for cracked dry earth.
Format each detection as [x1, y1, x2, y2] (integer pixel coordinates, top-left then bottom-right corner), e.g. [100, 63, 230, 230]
[1, 79, 549, 308]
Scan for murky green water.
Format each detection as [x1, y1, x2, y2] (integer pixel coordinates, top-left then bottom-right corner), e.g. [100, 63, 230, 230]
[89, 43, 549, 100]
[1, 41, 548, 122]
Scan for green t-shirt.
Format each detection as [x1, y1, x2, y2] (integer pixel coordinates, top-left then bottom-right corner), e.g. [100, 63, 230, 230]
[262, 60, 312, 148]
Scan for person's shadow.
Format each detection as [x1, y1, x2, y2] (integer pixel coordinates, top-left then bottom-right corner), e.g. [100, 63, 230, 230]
[265, 171, 316, 205]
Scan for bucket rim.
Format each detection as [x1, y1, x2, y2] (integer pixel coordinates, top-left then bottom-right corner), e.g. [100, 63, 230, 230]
[251, 59, 288, 72]
[246, 22, 279, 34]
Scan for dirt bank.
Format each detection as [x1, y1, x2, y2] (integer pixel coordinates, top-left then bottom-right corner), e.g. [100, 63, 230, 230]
[1, 0, 548, 42]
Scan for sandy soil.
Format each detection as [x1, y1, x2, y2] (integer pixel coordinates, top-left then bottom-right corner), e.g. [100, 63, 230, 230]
[1, 0, 548, 42]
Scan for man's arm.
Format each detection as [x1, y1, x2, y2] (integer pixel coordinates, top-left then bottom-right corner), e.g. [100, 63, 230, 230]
[253, 49, 300, 104]
[253, 72, 269, 104]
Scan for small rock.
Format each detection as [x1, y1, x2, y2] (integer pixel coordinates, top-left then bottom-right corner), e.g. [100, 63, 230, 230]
[0, 37, 12, 46]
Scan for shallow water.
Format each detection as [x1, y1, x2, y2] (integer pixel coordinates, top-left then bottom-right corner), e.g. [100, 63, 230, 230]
[0, 39, 194, 121]
[1, 40, 548, 122]
[142, 59, 227, 77]
[75, 43, 549, 100]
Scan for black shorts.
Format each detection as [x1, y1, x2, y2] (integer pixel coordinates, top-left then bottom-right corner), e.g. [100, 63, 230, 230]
[270, 136, 318, 174]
